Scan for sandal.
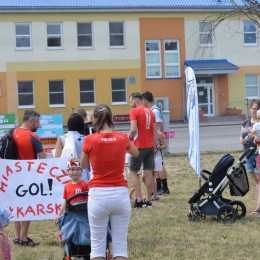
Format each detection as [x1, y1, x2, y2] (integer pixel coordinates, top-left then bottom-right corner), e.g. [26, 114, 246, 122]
[12, 237, 20, 245]
[19, 237, 38, 247]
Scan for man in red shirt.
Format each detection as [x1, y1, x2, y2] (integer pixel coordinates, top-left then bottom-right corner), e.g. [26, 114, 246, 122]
[13, 110, 46, 246]
[129, 92, 157, 208]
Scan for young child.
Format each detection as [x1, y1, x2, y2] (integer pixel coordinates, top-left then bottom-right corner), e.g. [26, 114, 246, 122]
[54, 159, 89, 244]
[0, 206, 11, 260]
[251, 109, 260, 145]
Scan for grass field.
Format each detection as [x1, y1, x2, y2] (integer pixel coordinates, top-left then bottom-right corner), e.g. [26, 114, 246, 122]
[5, 150, 260, 260]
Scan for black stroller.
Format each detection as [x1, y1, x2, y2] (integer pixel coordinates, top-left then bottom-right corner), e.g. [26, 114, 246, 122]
[59, 192, 113, 260]
[187, 148, 255, 224]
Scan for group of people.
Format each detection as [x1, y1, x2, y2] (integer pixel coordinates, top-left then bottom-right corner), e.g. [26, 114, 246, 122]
[0, 90, 170, 260]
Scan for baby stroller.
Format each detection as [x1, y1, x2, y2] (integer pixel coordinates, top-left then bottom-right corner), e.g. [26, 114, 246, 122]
[187, 147, 255, 224]
[59, 192, 113, 260]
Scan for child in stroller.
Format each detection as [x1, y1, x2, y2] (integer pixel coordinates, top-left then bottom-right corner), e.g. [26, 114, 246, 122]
[187, 148, 255, 224]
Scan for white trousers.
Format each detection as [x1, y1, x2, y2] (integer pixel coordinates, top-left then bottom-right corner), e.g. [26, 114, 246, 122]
[88, 187, 131, 259]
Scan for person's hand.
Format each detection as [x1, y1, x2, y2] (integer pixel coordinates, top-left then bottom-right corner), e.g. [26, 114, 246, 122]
[54, 216, 59, 225]
[248, 132, 255, 139]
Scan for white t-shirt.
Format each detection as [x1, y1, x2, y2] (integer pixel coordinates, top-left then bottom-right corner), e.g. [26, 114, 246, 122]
[252, 122, 260, 138]
[151, 105, 162, 123]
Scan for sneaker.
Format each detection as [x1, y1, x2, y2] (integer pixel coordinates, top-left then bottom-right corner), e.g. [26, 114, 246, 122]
[133, 199, 147, 209]
[157, 188, 170, 195]
[13, 237, 19, 245]
[19, 237, 38, 247]
[151, 197, 159, 202]
[146, 200, 153, 208]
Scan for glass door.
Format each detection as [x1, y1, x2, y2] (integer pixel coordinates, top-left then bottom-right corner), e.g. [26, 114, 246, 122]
[197, 84, 214, 116]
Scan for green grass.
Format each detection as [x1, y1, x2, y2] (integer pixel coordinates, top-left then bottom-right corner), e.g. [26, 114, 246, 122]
[6, 151, 260, 260]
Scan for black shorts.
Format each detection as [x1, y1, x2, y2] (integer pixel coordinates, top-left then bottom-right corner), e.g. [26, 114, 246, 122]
[130, 147, 154, 172]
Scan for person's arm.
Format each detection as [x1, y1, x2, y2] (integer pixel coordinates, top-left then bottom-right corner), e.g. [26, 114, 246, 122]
[156, 122, 163, 132]
[153, 123, 158, 146]
[80, 152, 90, 169]
[54, 136, 63, 158]
[157, 133, 167, 150]
[129, 120, 137, 140]
[37, 151, 47, 159]
[240, 126, 247, 144]
[54, 200, 66, 225]
[0, 234, 4, 260]
[127, 142, 139, 157]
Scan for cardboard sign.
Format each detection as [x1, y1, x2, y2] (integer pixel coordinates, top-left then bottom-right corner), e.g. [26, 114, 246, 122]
[0, 114, 15, 138]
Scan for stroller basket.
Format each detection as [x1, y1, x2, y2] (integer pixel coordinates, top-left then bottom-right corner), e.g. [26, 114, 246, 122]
[228, 164, 249, 196]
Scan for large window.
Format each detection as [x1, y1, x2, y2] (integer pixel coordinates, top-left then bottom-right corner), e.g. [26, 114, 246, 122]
[245, 74, 259, 98]
[77, 23, 92, 48]
[15, 23, 32, 50]
[111, 78, 126, 103]
[199, 21, 213, 46]
[164, 40, 180, 78]
[109, 22, 124, 47]
[49, 80, 64, 106]
[145, 40, 161, 79]
[46, 23, 63, 48]
[244, 21, 257, 45]
[79, 79, 95, 105]
[17, 81, 34, 107]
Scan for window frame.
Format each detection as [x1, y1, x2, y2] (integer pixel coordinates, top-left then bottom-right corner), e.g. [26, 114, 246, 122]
[17, 81, 35, 108]
[245, 74, 259, 99]
[77, 22, 93, 49]
[145, 40, 162, 79]
[79, 79, 96, 106]
[199, 21, 214, 47]
[48, 80, 65, 107]
[15, 23, 32, 50]
[46, 23, 63, 49]
[164, 39, 181, 78]
[109, 22, 125, 48]
[243, 21, 258, 46]
[111, 78, 127, 105]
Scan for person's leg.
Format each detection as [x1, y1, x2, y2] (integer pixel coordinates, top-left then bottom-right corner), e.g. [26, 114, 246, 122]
[20, 221, 30, 240]
[110, 187, 131, 260]
[129, 172, 142, 201]
[13, 221, 21, 244]
[88, 188, 110, 260]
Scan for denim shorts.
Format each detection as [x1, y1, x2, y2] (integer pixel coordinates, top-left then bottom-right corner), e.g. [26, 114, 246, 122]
[246, 154, 258, 173]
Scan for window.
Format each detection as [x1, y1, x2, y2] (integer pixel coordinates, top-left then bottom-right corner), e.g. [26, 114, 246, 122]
[109, 22, 124, 47]
[79, 79, 95, 105]
[77, 23, 92, 48]
[49, 80, 64, 106]
[15, 23, 32, 49]
[164, 40, 180, 78]
[46, 23, 63, 48]
[111, 78, 126, 103]
[244, 21, 257, 45]
[145, 40, 161, 79]
[199, 21, 213, 46]
[245, 74, 259, 98]
[17, 81, 34, 107]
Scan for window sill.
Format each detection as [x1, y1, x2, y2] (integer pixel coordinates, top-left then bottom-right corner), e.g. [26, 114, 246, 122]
[46, 47, 64, 50]
[244, 43, 258, 47]
[112, 102, 128, 105]
[15, 48, 33, 51]
[77, 47, 94, 50]
[109, 46, 126, 49]
[49, 105, 66, 108]
[80, 103, 96, 106]
[18, 105, 35, 109]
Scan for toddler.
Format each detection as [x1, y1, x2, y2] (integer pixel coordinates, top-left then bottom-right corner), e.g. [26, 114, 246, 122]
[0, 206, 11, 260]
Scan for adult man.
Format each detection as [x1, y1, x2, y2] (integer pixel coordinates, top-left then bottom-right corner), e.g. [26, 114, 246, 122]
[13, 110, 46, 246]
[142, 91, 170, 195]
[129, 92, 157, 208]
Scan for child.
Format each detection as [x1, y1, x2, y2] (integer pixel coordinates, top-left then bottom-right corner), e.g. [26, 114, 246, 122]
[251, 109, 260, 146]
[54, 159, 89, 245]
[0, 206, 11, 260]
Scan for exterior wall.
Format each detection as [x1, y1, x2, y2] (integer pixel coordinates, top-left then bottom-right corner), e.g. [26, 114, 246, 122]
[139, 17, 186, 121]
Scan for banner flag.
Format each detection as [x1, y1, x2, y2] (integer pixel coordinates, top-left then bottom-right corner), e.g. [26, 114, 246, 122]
[185, 67, 200, 176]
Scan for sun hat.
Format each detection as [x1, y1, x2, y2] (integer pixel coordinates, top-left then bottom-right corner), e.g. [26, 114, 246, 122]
[0, 206, 11, 228]
[66, 160, 83, 169]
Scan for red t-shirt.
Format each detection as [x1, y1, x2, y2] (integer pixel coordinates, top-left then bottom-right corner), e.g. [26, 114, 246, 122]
[130, 106, 155, 148]
[63, 180, 89, 204]
[82, 132, 130, 188]
[13, 128, 44, 159]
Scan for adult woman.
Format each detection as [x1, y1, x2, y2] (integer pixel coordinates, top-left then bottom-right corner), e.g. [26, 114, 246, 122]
[80, 104, 139, 260]
[240, 99, 260, 213]
[54, 113, 90, 182]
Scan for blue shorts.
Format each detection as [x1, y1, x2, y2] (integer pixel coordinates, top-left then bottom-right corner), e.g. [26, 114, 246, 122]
[246, 154, 258, 173]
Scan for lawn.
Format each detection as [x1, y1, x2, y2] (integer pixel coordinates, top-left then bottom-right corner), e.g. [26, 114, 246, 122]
[5, 150, 260, 260]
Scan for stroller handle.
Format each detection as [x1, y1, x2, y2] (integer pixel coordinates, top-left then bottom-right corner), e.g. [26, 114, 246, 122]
[239, 147, 255, 162]
[66, 192, 88, 206]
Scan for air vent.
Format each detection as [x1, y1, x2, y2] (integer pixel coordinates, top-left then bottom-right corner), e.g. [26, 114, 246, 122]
[128, 76, 136, 84]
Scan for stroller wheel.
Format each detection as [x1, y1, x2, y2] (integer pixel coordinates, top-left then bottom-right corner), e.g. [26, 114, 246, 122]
[229, 200, 246, 219]
[217, 205, 237, 224]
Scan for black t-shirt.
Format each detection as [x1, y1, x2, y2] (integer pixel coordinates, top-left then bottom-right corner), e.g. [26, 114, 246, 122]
[84, 122, 95, 136]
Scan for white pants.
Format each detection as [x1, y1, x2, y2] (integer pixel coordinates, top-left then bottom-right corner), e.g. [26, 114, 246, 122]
[88, 187, 131, 259]
[154, 156, 163, 171]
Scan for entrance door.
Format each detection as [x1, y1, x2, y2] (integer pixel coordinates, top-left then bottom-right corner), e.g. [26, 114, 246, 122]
[197, 84, 214, 116]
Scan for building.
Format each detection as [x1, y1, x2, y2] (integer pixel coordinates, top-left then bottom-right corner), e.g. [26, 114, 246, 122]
[0, 1, 257, 123]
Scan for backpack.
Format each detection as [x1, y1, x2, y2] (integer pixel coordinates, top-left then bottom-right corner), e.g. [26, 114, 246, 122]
[0, 128, 18, 159]
[60, 134, 78, 158]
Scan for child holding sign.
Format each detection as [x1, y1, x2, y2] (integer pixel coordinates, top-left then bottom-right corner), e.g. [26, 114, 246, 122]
[0, 206, 12, 260]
